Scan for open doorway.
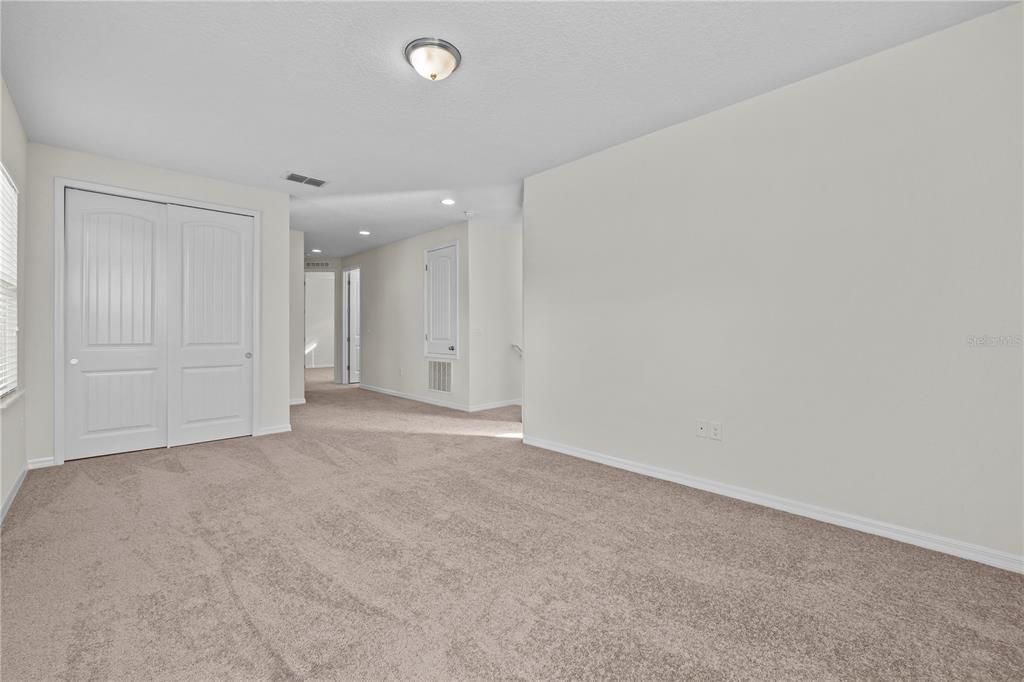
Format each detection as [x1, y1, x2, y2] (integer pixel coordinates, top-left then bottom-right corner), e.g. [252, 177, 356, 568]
[304, 271, 335, 373]
[341, 268, 361, 384]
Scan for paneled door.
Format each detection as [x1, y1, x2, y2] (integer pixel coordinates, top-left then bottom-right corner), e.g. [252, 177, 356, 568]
[167, 205, 254, 446]
[65, 190, 169, 459]
[424, 243, 458, 356]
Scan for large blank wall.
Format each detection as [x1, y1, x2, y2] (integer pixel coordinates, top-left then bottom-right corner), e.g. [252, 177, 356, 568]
[524, 7, 1022, 557]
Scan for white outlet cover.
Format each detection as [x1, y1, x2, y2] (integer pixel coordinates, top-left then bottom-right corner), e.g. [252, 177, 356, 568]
[710, 421, 722, 441]
[696, 420, 708, 438]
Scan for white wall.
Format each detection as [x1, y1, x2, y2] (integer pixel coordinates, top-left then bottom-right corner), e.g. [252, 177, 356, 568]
[340, 222, 472, 409]
[25, 143, 292, 465]
[468, 217, 523, 408]
[523, 6, 1022, 562]
[304, 272, 335, 369]
[289, 230, 305, 403]
[1, 80, 29, 515]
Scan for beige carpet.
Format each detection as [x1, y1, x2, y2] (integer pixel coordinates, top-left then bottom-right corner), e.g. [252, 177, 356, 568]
[2, 369, 1021, 680]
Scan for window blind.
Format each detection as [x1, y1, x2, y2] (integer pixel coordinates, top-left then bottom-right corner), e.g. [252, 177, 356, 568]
[0, 165, 18, 398]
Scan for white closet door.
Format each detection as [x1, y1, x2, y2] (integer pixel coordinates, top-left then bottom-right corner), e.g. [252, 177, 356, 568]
[65, 189, 168, 459]
[167, 205, 254, 446]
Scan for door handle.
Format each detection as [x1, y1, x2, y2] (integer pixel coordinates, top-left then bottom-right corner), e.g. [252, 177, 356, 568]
[69, 358, 79, 365]
[245, 352, 253, 359]
[448, 345, 455, 351]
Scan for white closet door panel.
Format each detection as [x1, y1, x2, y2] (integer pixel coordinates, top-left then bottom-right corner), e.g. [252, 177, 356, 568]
[167, 205, 254, 446]
[65, 189, 168, 459]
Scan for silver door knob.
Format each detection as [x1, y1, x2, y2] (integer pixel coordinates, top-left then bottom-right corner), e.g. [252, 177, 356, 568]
[245, 352, 252, 359]
[69, 358, 79, 365]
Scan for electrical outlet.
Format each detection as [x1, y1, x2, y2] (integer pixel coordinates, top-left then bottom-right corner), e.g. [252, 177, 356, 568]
[696, 420, 708, 438]
[709, 421, 722, 441]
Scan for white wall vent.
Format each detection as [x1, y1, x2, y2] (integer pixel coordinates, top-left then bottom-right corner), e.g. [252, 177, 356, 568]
[428, 360, 452, 393]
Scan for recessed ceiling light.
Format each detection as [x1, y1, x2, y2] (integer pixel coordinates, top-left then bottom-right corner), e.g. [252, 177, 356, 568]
[311, 249, 322, 253]
[405, 38, 461, 81]
[441, 198, 455, 206]
[359, 230, 371, 236]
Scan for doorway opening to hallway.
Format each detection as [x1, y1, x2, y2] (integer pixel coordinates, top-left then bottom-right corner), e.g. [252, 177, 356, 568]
[303, 271, 335, 374]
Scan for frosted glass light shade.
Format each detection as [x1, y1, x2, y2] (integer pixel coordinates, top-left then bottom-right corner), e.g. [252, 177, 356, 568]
[405, 38, 461, 81]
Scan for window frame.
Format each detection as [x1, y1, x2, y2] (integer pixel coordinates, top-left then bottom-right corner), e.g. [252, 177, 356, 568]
[0, 163, 19, 400]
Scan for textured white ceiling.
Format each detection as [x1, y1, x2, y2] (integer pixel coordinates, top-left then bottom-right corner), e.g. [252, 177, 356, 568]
[2, 1, 1005, 257]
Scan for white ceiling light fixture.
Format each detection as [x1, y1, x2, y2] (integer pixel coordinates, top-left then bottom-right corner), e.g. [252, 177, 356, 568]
[404, 37, 461, 81]
[359, 230, 371, 235]
[311, 249, 322, 253]
[440, 198, 455, 206]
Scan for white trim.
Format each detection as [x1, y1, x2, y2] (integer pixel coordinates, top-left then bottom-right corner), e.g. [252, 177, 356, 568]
[360, 384, 519, 413]
[360, 384, 469, 411]
[0, 161, 19, 195]
[251, 211, 262, 439]
[53, 178, 263, 465]
[1, 465, 26, 523]
[469, 399, 522, 412]
[423, 240, 460, 359]
[305, 363, 334, 370]
[0, 162, 19, 401]
[0, 388, 24, 410]
[290, 398, 306, 406]
[253, 424, 291, 436]
[27, 457, 55, 470]
[523, 435, 1024, 574]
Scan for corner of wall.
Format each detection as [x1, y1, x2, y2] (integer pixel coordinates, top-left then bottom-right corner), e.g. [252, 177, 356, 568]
[289, 230, 305, 404]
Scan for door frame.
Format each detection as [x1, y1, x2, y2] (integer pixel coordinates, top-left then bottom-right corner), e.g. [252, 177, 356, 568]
[339, 266, 360, 385]
[52, 177, 262, 466]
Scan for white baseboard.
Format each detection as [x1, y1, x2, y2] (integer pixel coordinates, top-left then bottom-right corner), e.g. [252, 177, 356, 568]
[524, 435, 1023, 574]
[360, 384, 471, 412]
[469, 399, 522, 412]
[253, 424, 292, 437]
[360, 385, 522, 414]
[1, 465, 27, 523]
[290, 398, 306, 406]
[27, 456, 55, 470]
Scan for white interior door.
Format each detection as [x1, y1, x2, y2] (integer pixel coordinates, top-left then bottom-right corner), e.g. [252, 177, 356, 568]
[65, 189, 169, 459]
[167, 205, 254, 446]
[348, 269, 360, 382]
[425, 244, 458, 356]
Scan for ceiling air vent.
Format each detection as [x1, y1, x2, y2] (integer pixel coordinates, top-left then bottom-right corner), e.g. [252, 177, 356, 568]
[285, 172, 327, 188]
